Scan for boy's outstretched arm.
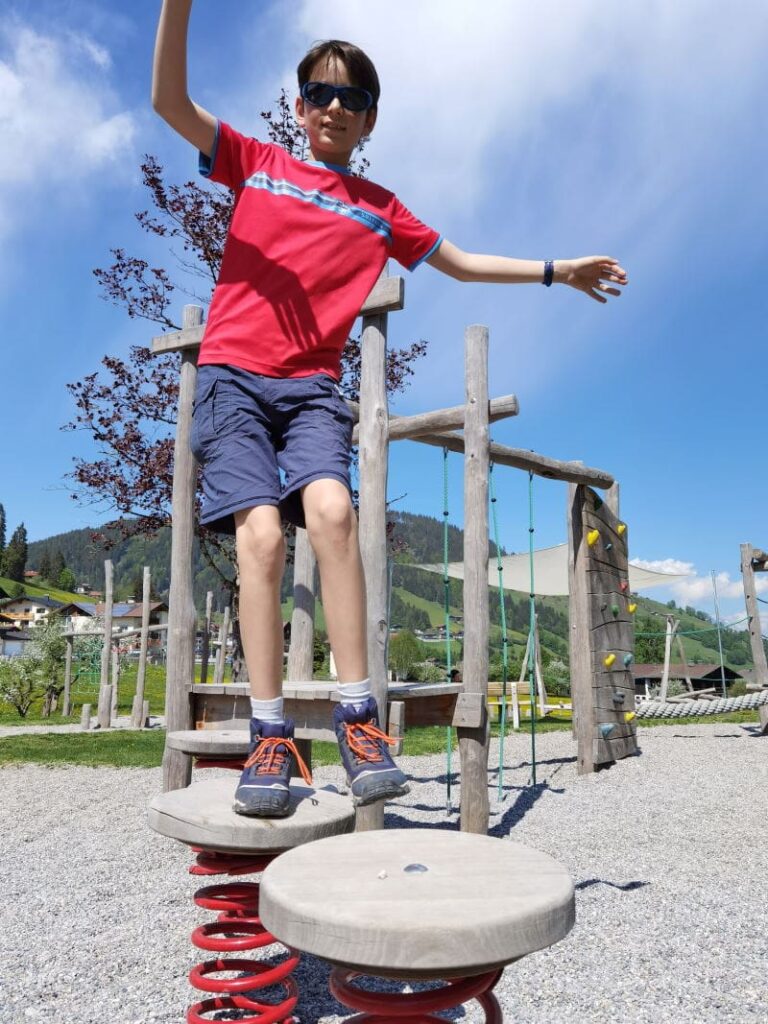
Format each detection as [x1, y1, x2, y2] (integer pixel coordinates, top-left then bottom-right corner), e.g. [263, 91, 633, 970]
[426, 240, 628, 304]
[152, 0, 217, 157]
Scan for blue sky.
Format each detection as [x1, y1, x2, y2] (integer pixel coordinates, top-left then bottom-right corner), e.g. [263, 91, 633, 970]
[1, 0, 767, 625]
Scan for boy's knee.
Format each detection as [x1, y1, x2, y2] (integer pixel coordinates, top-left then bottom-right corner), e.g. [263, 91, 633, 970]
[236, 517, 285, 577]
[305, 491, 356, 543]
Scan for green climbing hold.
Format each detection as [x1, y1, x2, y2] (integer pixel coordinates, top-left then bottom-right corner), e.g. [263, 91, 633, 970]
[605, 542, 613, 551]
[594, 496, 603, 510]
[612, 691, 625, 703]
[623, 653, 634, 666]
[611, 604, 620, 617]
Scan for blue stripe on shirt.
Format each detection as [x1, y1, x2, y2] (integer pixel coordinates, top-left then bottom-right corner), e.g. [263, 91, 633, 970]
[241, 171, 393, 242]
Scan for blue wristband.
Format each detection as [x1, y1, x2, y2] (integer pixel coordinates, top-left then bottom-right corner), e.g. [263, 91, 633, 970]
[542, 260, 554, 287]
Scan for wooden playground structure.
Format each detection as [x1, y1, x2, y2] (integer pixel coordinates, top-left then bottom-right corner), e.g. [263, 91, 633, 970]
[150, 270, 640, 835]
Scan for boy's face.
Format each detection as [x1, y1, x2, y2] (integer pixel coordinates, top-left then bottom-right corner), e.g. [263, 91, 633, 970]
[295, 57, 377, 167]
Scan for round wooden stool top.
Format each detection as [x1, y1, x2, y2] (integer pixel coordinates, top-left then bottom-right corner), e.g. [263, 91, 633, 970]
[259, 828, 575, 979]
[148, 778, 355, 854]
[166, 729, 250, 757]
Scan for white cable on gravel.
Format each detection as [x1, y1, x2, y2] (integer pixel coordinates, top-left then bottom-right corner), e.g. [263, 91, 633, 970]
[1, 722, 766, 1023]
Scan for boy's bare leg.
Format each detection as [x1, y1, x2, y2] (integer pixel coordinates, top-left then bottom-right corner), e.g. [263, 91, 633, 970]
[301, 479, 367, 682]
[234, 504, 286, 700]
[303, 478, 408, 805]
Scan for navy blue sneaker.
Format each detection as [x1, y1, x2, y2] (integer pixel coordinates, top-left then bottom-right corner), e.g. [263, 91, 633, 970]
[232, 718, 312, 818]
[333, 697, 409, 806]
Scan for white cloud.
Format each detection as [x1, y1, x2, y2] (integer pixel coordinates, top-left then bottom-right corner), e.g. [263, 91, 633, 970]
[0, 20, 137, 259]
[632, 557, 768, 607]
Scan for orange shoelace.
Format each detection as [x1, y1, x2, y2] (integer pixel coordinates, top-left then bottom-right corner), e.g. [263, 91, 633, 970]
[243, 736, 313, 785]
[344, 721, 398, 764]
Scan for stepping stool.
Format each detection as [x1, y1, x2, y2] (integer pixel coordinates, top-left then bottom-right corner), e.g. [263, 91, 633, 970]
[166, 729, 252, 770]
[149, 777, 355, 1023]
[259, 828, 575, 1022]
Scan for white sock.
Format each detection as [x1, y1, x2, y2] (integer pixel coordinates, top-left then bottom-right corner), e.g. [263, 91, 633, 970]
[337, 679, 371, 710]
[250, 696, 284, 724]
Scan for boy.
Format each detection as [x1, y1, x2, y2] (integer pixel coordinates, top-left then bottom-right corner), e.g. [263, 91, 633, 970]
[152, 0, 627, 818]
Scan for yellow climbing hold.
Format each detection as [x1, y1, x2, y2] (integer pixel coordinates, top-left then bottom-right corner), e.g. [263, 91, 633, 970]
[604, 653, 616, 668]
[587, 529, 600, 547]
[617, 522, 627, 535]
[628, 603, 637, 614]
[624, 711, 636, 723]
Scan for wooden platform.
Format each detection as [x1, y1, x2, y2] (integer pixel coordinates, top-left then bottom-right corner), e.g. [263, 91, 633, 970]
[191, 681, 471, 741]
[260, 828, 575, 980]
[148, 777, 355, 853]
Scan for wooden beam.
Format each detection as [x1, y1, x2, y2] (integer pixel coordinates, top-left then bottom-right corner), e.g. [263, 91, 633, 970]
[151, 277, 405, 355]
[350, 394, 519, 443]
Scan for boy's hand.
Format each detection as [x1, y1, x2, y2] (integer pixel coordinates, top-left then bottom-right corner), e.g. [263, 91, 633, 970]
[555, 257, 628, 303]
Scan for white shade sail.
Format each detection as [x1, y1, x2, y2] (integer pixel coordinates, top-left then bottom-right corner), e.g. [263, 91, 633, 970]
[414, 543, 690, 597]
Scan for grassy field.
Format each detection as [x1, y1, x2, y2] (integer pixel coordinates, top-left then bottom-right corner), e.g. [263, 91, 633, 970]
[0, 577, 96, 605]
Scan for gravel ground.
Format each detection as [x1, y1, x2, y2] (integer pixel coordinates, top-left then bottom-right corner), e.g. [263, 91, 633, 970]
[1, 722, 767, 1023]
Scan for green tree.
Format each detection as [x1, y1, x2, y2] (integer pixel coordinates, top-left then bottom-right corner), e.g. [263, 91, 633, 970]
[388, 630, 421, 680]
[38, 549, 52, 582]
[29, 617, 67, 716]
[50, 549, 66, 583]
[58, 567, 77, 593]
[3, 523, 28, 583]
[634, 615, 666, 663]
[0, 656, 43, 718]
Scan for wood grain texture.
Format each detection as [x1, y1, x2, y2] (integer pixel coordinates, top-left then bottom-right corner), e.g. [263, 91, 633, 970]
[357, 307, 391, 832]
[97, 559, 114, 729]
[355, 394, 519, 443]
[148, 778, 355, 853]
[161, 305, 201, 792]
[131, 567, 152, 728]
[259, 829, 575, 978]
[458, 325, 490, 835]
[741, 543, 768, 687]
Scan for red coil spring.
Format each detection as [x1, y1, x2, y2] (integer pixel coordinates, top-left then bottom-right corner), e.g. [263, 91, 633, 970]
[329, 966, 504, 1022]
[186, 848, 299, 1024]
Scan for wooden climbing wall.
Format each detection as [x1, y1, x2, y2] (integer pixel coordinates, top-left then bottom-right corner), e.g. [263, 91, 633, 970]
[567, 484, 638, 774]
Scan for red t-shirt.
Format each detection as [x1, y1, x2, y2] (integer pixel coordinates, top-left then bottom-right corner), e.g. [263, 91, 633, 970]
[198, 121, 442, 379]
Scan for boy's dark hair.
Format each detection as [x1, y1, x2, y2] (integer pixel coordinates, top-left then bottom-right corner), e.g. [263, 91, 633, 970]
[297, 40, 380, 109]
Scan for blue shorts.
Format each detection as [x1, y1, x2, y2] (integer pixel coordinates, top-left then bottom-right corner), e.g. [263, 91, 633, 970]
[190, 364, 354, 534]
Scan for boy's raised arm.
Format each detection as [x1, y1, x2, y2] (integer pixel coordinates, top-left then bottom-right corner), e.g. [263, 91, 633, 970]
[427, 239, 628, 304]
[152, 0, 217, 157]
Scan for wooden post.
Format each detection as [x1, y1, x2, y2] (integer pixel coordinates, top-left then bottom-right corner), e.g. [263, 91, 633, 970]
[97, 684, 112, 730]
[200, 591, 213, 685]
[287, 528, 316, 771]
[132, 567, 151, 727]
[214, 605, 231, 687]
[659, 616, 674, 703]
[356, 304, 390, 833]
[97, 559, 113, 729]
[567, 483, 637, 773]
[110, 646, 120, 720]
[162, 304, 201, 792]
[80, 704, 91, 731]
[673, 624, 693, 692]
[458, 324, 490, 835]
[567, 484, 594, 774]
[740, 543, 768, 688]
[62, 637, 73, 717]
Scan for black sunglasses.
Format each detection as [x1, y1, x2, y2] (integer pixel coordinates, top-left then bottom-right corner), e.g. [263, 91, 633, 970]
[300, 81, 373, 113]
